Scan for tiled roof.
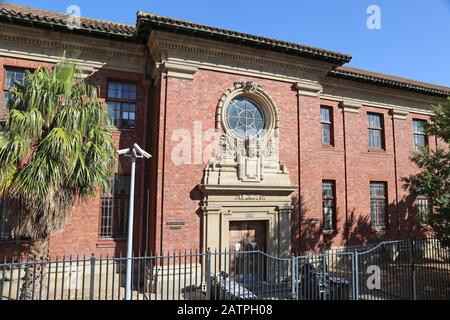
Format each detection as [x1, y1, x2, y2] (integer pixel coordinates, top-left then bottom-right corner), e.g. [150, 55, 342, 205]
[0, 2, 135, 39]
[136, 12, 353, 65]
[0, 2, 448, 97]
[330, 66, 450, 97]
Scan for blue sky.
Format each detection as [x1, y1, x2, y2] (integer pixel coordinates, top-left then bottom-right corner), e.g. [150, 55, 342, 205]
[7, 0, 450, 86]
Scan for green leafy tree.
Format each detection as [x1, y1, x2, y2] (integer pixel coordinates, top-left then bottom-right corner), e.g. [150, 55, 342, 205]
[404, 98, 450, 246]
[0, 60, 116, 299]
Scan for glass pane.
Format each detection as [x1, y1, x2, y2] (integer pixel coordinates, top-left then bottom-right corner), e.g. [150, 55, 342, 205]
[322, 123, 331, 145]
[3, 92, 13, 110]
[226, 97, 265, 138]
[414, 134, 426, 150]
[0, 198, 12, 240]
[108, 81, 136, 100]
[368, 113, 382, 128]
[320, 107, 331, 122]
[413, 120, 425, 133]
[368, 129, 382, 148]
[6, 70, 26, 88]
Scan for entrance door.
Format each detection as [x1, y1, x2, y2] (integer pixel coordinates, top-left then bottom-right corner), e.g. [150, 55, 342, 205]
[228, 221, 267, 281]
[229, 220, 267, 252]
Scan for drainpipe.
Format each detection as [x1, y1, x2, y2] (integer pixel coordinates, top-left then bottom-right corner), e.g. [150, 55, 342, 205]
[296, 87, 302, 253]
[391, 110, 401, 236]
[341, 104, 349, 245]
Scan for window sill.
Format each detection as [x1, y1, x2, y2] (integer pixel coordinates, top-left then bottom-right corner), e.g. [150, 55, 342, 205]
[96, 238, 127, 249]
[110, 127, 136, 133]
[367, 148, 386, 153]
[323, 229, 336, 235]
[371, 226, 386, 232]
[321, 144, 335, 149]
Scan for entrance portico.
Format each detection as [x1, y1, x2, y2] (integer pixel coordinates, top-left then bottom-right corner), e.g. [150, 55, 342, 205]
[200, 81, 297, 258]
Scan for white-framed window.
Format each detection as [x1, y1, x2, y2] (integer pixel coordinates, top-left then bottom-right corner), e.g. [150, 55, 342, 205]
[321, 106, 333, 145]
[413, 119, 428, 151]
[368, 113, 385, 149]
[415, 196, 431, 225]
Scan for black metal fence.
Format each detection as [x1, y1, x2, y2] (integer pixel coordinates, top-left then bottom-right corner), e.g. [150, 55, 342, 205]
[1, 238, 449, 300]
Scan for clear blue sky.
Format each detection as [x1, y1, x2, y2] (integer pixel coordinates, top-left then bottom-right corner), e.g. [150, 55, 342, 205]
[7, 0, 450, 87]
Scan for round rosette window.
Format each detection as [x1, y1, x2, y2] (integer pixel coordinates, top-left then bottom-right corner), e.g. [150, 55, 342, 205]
[226, 97, 265, 139]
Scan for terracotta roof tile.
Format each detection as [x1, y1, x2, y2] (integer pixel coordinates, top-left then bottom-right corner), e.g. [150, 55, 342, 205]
[136, 11, 352, 65]
[0, 2, 448, 97]
[0, 2, 135, 38]
[331, 66, 450, 97]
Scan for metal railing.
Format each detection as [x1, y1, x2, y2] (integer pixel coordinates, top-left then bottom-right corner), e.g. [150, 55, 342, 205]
[1, 238, 449, 300]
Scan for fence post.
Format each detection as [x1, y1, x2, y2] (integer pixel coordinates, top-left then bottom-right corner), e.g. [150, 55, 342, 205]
[205, 248, 211, 300]
[291, 254, 297, 300]
[322, 254, 327, 300]
[354, 250, 359, 300]
[409, 237, 417, 300]
[89, 254, 95, 301]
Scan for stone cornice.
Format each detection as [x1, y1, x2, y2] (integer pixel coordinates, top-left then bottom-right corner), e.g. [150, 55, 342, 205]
[0, 24, 145, 73]
[148, 31, 335, 84]
[0, 32, 144, 61]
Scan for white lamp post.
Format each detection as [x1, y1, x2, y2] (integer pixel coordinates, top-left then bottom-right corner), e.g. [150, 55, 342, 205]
[118, 143, 151, 300]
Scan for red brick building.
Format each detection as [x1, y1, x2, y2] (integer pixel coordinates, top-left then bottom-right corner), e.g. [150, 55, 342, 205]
[0, 3, 448, 258]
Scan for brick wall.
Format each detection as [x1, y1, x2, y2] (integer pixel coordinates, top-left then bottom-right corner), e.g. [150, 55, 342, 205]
[0, 57, 148, 258]
[150, 68, 440, 254]
[0, 56, 443, 258]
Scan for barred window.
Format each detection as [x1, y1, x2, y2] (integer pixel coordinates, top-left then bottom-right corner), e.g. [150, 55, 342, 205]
[0, 198, 13, 241]
[413, 119, 428, 152]
[370, 182, 387, 228]
[415, 196, 431, 225]
[321, 106, 333, 145]
[3, 68, 27, 113]
[99, 176, 130, 239]
[107, 81, 137, 129]
[368, 113, 384, 149]
[322, 180, 336, 231]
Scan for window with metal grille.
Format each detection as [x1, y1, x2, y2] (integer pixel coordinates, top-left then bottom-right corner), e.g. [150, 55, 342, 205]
[413, 119, 428, 152]
[0, 198, 13, 241]
[370, 182, 387, 227]
[367, 113, 385, 149]
[3, 68, 27, 115]
[415, 196, 431, 225]
[322, 180, 336, 231]
[107, 81, 137, 129]
[321, 106, 333, 145]
[99, 176, 130, 239]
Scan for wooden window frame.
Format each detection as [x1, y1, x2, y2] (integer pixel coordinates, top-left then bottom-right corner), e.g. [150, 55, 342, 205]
[99, 175, 131, 240]
[106, 80, 137, 130]
[413, 119, 428, 152]
[322, 180, 336, 232]
[2, 67, 29, 116]
[320, 106, 334, 146]
[370, 182, 387, 228]
[367, 112, 385, 150]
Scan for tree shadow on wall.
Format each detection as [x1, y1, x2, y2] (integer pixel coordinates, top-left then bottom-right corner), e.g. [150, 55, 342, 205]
[190, 185, 204, 252]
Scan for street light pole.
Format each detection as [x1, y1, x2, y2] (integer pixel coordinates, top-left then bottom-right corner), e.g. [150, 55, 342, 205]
[118, 143, 151, 301]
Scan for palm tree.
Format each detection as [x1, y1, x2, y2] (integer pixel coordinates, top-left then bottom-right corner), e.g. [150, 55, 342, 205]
[0, 60, 117, 299]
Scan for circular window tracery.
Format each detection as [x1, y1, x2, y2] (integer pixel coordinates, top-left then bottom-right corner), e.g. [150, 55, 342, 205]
[226, 97, 265, 139]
